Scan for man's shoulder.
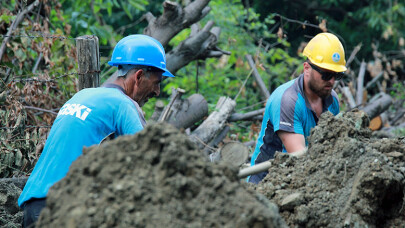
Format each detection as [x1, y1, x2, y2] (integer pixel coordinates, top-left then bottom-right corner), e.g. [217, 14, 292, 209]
[269, 79, 300, 105]
[74, 87, 130, 102]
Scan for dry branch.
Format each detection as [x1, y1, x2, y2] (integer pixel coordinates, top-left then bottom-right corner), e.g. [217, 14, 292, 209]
[0, 0, 40, 62]
[143, 0, 211, 46]
[228, 108, 265, 122]
[345, 43, 362, 68]
[245, 54, 270, 99]
[365, 72, 383, 90]
[165, 20, 230, 74]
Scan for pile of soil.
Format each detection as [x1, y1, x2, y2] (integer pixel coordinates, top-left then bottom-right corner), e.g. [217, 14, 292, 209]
[36, 123, 286, 227]
[254, 110, 405, 227]
[0, 181, 23, 227]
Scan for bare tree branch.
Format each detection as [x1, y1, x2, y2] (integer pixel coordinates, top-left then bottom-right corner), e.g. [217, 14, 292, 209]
[0, 0, 40, 62]
[166, 20, 230, 74]
[143, 0, 211, 46]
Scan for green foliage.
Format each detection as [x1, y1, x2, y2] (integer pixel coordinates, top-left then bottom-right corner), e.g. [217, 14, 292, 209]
[60, 0, 150, 45]
[250, 0, 405, 61]
[390, 82, 405, 101]
[163, 0, 301, 108]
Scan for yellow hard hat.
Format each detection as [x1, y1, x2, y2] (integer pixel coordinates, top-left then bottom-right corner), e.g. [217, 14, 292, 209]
[303, 33, 347, 72]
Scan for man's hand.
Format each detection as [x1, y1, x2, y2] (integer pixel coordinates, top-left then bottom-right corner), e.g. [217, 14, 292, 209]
[277, 130, 306, 155]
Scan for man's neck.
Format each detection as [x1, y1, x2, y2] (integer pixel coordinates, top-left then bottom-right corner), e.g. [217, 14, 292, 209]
[111, 78, 129, 96]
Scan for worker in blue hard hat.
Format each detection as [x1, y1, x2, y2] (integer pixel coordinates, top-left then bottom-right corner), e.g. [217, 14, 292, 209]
[18, 34, 174, 228]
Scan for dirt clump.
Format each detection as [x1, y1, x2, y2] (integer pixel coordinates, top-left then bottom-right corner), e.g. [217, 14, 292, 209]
[0, 181, 23, 228]
[254, 110, 405, 227]
[36, 123, 287, 227]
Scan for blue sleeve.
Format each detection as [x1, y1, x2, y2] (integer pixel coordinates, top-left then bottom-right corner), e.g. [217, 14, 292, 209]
[115, 101, 143, 136]
[276, 92, 304, 135]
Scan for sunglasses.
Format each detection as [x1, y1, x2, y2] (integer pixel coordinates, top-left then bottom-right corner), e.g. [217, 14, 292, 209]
[308, 62, 344, 81]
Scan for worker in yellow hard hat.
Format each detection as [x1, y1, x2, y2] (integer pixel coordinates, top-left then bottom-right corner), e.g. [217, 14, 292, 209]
[248, 33, 346, 184]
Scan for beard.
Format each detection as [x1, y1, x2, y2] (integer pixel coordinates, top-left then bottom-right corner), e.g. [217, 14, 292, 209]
[308, 74, 333, 99]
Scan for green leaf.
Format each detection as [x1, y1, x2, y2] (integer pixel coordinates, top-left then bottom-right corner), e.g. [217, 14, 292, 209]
[0, 14, 15, 24]
[122, 5, 133, 20]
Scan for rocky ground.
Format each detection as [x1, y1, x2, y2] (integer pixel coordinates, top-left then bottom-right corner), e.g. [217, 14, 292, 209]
[1, 110, 404, 227]
[0, 181, 23, 228]
[252, 110, 405, 227]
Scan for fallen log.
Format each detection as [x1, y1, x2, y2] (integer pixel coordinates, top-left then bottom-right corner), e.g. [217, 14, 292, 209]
[190, 97, 236, 149]
[165, 93, 208, 129]
[203, 125, 230, 156]
[220, 141, 249, 167]
[368, 112, 389, 131]
[360, 93, 393, 120]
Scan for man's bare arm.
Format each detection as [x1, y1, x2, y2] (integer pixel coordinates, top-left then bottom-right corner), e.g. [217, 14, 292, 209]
[277, 130, 306, 155]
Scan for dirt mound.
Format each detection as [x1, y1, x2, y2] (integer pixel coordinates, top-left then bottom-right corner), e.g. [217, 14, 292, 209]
[36, 123, 287, 227]
[0, 181, 23, 227]
[254, 110, 405, 227]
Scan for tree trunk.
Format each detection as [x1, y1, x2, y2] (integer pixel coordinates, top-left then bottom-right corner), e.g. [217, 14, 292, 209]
[165, 93, 208, 129]
[103, 0, 230, 83]
[165, 22, 230, 74]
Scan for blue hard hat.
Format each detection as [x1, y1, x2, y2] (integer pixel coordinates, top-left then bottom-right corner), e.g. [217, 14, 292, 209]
[108, 34, 174, 77]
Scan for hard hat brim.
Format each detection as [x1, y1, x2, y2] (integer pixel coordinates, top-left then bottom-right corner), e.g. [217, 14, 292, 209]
[162, 70, 175, 78]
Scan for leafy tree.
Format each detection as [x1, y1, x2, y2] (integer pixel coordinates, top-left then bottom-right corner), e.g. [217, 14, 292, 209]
[248, 0, 405, 63]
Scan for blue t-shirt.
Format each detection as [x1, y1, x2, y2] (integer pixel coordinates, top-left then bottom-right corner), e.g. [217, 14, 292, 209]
[248, 74, 339, 184]
[18, 86, 144, 207]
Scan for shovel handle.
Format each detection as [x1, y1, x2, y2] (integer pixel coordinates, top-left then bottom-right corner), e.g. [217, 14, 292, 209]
[237, 161, 272, 179]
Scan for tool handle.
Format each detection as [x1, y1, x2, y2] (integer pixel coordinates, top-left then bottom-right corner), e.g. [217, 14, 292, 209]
[237, 161, 272, 179]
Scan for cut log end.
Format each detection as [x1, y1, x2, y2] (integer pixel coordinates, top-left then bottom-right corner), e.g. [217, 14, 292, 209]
[220, 142, 249, 167]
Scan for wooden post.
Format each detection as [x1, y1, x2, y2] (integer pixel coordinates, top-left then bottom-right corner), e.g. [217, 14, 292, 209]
[76, 35, 100, 90]
[245, 54, 270, 99]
